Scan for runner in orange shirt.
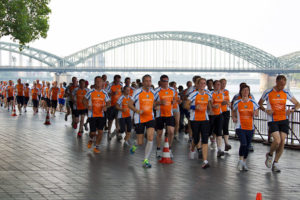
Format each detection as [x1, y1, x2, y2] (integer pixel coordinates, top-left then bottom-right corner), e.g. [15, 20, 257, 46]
[259, 75, 300, 172]
[209, 80, 227, 157]
[24, 83, 30, 113]
[220, 78, 232, 151]
[36, 80, 42, 101]
[232, 84, 259, 171]
[15, 79, 25, 115]
[106, 74, 123, 139]
[185, 78, 212, 169]
[31, 82, 40, 114]
[170, 81, 182, 141]
[128, 74, 155, 168]
[6, 80, 15, 111]
[44, 82, 51, 113]
[72, 79, 89, 137]
[65, 77, 78, 128]
[84, 76, 110, 153]
[154, 74, 176, 158]
[115, 86, 132, 145]
[49, 81, 59, 116]
[58, 83, 66, 112]
[124, 77, 135, 97]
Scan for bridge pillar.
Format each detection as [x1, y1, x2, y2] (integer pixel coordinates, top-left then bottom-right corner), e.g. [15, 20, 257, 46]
[260, 73, 277, 92]
[53, 73, 72, 84]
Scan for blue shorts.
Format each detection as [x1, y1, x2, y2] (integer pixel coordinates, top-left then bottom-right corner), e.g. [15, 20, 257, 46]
[58, 98, 65, 105]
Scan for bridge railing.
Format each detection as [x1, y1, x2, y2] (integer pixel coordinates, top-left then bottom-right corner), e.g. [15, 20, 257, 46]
[229, 105, 300, 149]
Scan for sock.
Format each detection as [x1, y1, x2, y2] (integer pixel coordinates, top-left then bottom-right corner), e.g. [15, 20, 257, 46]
[197, 148, 202, 153]
[204, 160, 208, 164]
[218, 147, 222, 152]
[145, 141, 153, 160]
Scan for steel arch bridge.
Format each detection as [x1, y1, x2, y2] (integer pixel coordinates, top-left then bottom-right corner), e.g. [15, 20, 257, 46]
[65, 31, 280, 69]
[0, 31, 299, 73]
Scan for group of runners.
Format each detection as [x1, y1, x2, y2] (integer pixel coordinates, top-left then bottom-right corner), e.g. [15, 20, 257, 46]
[0, 74, 299, 171]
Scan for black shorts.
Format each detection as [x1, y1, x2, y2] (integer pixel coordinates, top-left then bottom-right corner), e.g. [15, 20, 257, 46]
[74, 109, 88, 117]
[51, 100, 58, 109]
[155, 116, 175, 130]
[24, 97, 29, 105]
[41, 97, 45, 101]
[89, 117, 106, 132]
[119, 117, 132, 133]
[107, 106, 118, 121]
[32, 99, 39, 108]
[268, 119, 289, 135]
[209, 114, 223, 136]
[38, 95, 41, 100]
[190, 120, 210, 144]
[135, 120, 155, 134]
[222, 111, 230, 135]
[7, 96, 14, 103]
[16, 96, 24, 105]
[45, 98, 51, 107]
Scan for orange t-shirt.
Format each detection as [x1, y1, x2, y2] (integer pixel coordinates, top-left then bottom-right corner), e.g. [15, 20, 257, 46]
[107, 83, 123, 106]
[233, 99, 259, 130]
[132, 88, 155, 124]
[59, 87, 65, 99]
[31, 88, 39, 100]
[15, 83, 24, 96]
[211, 91, 224, 115]
[85, 89, 110, 117]
[221, 89, 230, 112]
[73, 88, 89, 110]
[117, 95, 131, 118]
[24, 87, 30, 97]
[154, 87, 175, 117]
[6, 86, 14, 97]
[50, 87, 59, 100]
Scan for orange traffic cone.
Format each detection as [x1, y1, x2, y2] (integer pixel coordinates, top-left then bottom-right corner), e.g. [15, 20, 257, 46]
[256, 193, 262, 200]
[159, 137, 173, 164]
[11, 105, 17, 116]
[44, 111, 51, 125]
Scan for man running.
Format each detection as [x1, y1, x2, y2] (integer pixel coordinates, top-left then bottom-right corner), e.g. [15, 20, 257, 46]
[65, 77, 78, 128]
[154, 75, 176, 158]
[84, 76, 110, 153]
[259, 75, 300, 172]
[49, 81, 60, 116]
[15, 79, 25, 115]
[116, 86, 132, 145]
[128, 74, 156, 168]
[220, 78, 231, 151]
[72, 79, 89, 137]
[24, 83, 30, 112]
[6, 80, 15, 111]
[106, 75, 123, 139]
[31, 82, 40, 114]
[58, 83, 65, 112]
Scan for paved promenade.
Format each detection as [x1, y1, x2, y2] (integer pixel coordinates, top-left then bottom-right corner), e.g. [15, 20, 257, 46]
[0, 109, 299, 200]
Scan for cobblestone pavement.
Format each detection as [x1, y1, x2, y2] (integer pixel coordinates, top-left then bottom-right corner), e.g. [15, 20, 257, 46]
[0, 109, 299, 200]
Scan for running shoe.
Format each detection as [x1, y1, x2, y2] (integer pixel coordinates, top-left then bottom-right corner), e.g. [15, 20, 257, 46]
[189, 151, 196, 159]
[237, 160, 243, 171]
[156, 149, 162, 158]
[130, 145, 137, 154]
[217, 150, 225, 157]
[202, 161, 210, 169]
[243, 162, 249, 171]
[87, 140, 93, 149]
[272, 162, 281, 173]
[93, 147, 100, 154]
[143, 159, 152, 168]
[170, 150, 173, 158]
[265, 153, 273, 168]
[225, 144, 232, 151]
[77, 132, 82, 138]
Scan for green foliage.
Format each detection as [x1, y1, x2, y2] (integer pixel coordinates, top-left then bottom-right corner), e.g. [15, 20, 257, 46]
[0, 0, 51, 49]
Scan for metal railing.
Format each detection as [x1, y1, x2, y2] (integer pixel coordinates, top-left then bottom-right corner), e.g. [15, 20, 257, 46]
[229, 105, 300, 149]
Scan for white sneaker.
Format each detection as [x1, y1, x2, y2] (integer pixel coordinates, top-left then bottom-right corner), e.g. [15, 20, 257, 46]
[169, 150, 173, 158]
[237, 160, 243, 171]
[156, 149, 162, 158]
[272, 162, 281, 173]
[265, 153, 273, 168]
[243, 162, 249, 171]
[210, 142, 216, 149]
[189, 151, 196, 159]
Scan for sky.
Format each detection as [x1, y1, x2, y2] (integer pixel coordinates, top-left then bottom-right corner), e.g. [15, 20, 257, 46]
[1, 0, 300, 58]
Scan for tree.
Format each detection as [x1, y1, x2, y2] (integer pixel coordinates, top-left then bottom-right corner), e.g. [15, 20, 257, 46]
[0, 0, 51, 49]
